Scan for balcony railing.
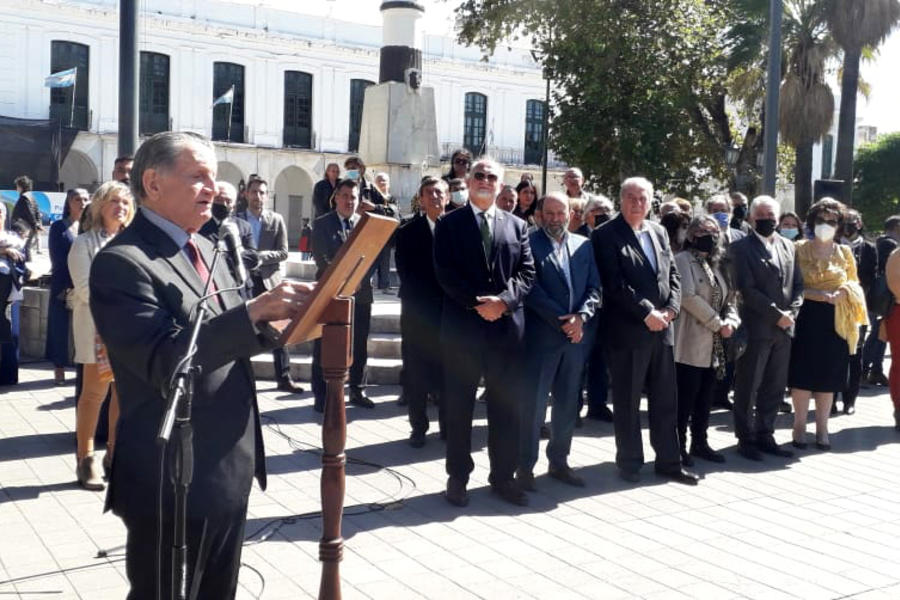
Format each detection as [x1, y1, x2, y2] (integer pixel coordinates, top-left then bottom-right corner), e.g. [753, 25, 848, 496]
[440, 141, 566, 169]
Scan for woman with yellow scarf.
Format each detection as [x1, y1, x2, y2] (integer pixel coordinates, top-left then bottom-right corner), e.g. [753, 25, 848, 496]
[789, 199, 868, 450]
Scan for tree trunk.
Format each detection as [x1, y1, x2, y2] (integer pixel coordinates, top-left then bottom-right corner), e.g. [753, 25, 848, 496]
[835, 45, 862, 205]
[794, 141, 814, 218]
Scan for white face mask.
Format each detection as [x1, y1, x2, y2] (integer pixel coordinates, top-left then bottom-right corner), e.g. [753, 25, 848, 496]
[814, 223, 836, 242]
[451, 190, 468, 206]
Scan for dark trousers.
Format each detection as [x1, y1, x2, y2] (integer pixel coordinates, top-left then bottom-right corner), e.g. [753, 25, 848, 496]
[863, 314, 886, 374]
[584, 339, 609, 412]
[122, 506, 247, 600]
[312, 300, 371, 408]
[273, 346, 292, 382]
[733, 334, 791, 443]
[607, 337, 681, 474]
[402, 312, 444, 436]
[839, 324, 867, 408]
[712, 361, 735, 406]
[376, 244, 392, 290]
[443, 340, 519, 485]
[675, 363, 716, 447]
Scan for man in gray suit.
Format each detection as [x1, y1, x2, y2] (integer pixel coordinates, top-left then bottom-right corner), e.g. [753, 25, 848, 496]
[730, 195, 803, 460]
[236, 178, 304, 393]
[518, 193, 600, 491]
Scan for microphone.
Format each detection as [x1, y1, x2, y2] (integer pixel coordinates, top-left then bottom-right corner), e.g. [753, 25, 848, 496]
[218, 220, 248, 287]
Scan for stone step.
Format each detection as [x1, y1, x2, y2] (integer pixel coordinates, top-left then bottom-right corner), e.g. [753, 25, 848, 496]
[251, 354, 402, 385]
[284, 334, 401, 359]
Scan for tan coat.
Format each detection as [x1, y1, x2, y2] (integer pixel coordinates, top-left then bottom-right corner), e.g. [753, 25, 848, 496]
[673, 250, 741, 368]
[67, 230, 111, 363]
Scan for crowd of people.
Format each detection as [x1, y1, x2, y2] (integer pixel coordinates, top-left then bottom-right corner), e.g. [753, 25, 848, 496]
[2, 130, 900, 597]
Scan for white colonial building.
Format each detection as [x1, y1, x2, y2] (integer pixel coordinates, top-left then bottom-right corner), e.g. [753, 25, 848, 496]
[0, 0, 561, 244]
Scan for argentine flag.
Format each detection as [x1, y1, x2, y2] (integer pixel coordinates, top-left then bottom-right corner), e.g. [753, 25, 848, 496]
[212, 85, 234, 107]
[44, 67, 77, 88]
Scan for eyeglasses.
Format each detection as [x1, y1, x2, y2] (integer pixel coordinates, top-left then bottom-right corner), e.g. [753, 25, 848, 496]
[472, 171, 499, 183]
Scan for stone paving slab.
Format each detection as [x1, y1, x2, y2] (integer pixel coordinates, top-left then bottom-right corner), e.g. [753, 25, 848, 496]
[2, 361, 900, 599]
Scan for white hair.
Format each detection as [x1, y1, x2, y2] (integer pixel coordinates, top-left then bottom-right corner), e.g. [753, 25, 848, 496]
[749, 195, 781, 219]
[374, 172, 389, 182]
[470, 156, 505, 181]
[620, 176, 654, 200]
[542, 191, 569, 210]
[705, 195, 731, 214]
[565, 167, 584, 179]
[216, 180, 237, 199]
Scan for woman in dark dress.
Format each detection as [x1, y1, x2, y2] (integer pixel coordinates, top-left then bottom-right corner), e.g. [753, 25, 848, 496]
[512, 180, 538, 227]
[789, 199, 868, 450]
[46, 189, 88, 384]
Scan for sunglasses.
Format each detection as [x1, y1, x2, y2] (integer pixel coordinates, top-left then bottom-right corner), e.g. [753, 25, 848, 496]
[472, 171, 499, 183]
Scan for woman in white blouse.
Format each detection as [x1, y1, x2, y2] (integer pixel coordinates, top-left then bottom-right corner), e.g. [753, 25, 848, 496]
[68, 181, 134, 490]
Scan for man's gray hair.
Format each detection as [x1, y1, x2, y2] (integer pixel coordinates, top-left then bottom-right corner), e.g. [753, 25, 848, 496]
[374, 172, 390, 182]
[565, 167, 584, 179]
[705, 195, 731, 214]
[749, 195, 781, 218]
[620, 176, 654, 200]
[216, 180, 237, 199]
[541, 191, 570, 211]
[131, 131, 216, 200]
[470, 156, 505, 181]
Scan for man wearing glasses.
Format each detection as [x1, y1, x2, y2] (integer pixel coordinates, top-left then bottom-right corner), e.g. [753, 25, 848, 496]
[433, 157, 535, 507]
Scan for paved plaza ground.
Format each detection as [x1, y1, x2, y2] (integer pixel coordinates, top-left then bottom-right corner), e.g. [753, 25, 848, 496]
[2, 360, 900, 599]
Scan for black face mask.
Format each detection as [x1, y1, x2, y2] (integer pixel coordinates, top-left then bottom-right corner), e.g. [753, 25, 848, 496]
[844, 224, 860, 237]
[733, 204, 747, 220]
[595, 214, 611, 226]
[754, 218, 777, 238]
[211, 203, 230, 221]
[693, 234, 717, 253]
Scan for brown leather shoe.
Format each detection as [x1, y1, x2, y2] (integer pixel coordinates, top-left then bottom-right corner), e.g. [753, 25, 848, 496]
[77, 455, 105, 491]
[444, 477, 468, 507]
[515, 468, 536, 492]
[548, 464, 585, 487]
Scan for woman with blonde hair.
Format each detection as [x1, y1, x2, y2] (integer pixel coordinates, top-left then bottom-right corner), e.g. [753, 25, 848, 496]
[789, 198, 868, 450]
[68, 181, 134, 489]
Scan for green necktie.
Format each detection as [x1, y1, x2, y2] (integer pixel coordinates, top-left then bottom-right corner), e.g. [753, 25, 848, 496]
[480, 213, 492, 259]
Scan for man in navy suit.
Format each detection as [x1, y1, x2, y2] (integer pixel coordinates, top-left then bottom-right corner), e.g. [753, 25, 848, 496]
[433, 157, 535, 507]
[592, 177, 699, 485]
[395, 176, 449, 447]
[518, 192, 601, 491]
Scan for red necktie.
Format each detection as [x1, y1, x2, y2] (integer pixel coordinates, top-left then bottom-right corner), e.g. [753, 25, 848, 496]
[185, 238, 218, 295]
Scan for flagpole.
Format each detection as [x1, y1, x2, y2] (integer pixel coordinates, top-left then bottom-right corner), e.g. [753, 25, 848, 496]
[69, 66, 77, 128]
[226, 88, 234, 142]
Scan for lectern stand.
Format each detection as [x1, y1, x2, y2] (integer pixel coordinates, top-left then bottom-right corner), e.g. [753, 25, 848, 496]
[274, 212, 397, 600]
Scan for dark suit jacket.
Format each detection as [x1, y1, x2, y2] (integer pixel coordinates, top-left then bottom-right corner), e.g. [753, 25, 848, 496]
[591, 214, 681, 349]
[90, 211, 270, 519]
[198, 214, 260, 275]
[310, 210, 373, 304]
[313, 178, 336, 218]
[729, 232, 803, 340]
[235, 209, 287, 289]
[395, 214, 442, 317]
[876, 234, 898, 275]
[525, 229, 601, 351]
[433, 203, 535, 348]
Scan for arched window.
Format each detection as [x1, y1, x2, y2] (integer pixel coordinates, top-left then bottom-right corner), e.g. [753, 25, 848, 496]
[140, 51, 170, 135]
[524, 99, 545, 165]
[212, 62, 245, 142]
[50, 41, 89, 129]
[284, 71, 313, 148]
[464, 92, 487, 156]
[348, 79, 374, 152]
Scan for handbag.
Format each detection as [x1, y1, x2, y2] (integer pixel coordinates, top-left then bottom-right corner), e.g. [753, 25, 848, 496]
[724, 324, 748, 362]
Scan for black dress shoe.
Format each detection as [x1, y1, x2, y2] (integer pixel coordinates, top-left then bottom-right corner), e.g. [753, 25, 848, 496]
[690, 443, 725, 463]
[548, 465, 585, 487]
[491, 480, 529, 506]
[737, 442, 763, 461]
[539, 425, 551, 440]
[843, 404, 856, 415]
[830, 402, 839, 416]
[445, 478, 469, 507]
[409, 432, 426, 448]
[758, 441, 793, 458]
[396, 393, 408, 407]
[791, 439, 808, 450]
[313, 401, 324, 414]
[815, 441, 831, 451]
[277, 379, 305, 393]
[655, 467, 700, 485]
[712, 397, 733, 411]
[515, 469, 537, 492]
[778, 400, 792, 414]
[618, 469, 640, 483]
[870, 371, 889, 387]
[586, 405, 614, 422]
[680, 449, 695, 467]
[349, 391, 375, 408]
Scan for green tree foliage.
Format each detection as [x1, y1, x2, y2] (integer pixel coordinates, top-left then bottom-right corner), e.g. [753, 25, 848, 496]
[454, 0, 733, 196]
[854, 132, 900, 227]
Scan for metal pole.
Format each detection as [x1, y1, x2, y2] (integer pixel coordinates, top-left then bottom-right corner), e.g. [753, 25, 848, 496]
[541, 71, 550, 196]
[227, 97, 234, 142]
[118, 0, 139, 156]
[762, 0, 783, 196]
[70, 67, 77, 128]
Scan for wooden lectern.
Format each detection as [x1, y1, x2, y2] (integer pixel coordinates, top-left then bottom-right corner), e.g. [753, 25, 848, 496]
[275, 212, 397, 600]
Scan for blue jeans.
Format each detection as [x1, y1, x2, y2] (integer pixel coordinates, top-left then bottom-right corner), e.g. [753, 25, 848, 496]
[519, 342, 586, 473]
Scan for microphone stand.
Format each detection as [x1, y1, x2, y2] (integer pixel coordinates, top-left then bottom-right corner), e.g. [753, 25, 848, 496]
[156, 246, 224, 600]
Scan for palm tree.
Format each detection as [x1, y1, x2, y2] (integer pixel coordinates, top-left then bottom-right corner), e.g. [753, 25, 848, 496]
[827, 0, 900, 203]
[779, 0, 837, 217]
